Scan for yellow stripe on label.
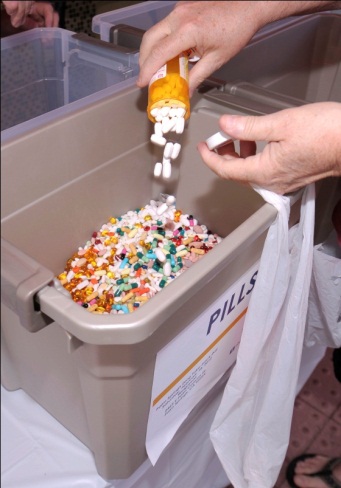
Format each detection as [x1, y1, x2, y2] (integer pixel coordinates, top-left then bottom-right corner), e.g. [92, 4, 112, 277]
[152, 308, 248, 406]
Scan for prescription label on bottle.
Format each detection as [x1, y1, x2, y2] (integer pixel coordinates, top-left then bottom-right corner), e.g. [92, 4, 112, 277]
[149, 64, 167, 85]
[148, 54, 188, 86]
[178, 53, 189, 81]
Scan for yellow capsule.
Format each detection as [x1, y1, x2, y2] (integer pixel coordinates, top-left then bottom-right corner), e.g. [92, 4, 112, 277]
[191, 248, 205, 255]
[110, 217, 117, 224]
[107, 271, 114, 279]
[121, 292, 135, 303]
[128, 228, 138, 238]
[86, 291, 99, 302]
[88, 304, 98, 312]
[134, 296, 149, 302]
[144, 215, 152, 221]
[129, 243, 137, 255]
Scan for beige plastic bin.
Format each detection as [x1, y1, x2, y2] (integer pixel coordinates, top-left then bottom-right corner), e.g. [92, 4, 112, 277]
[1, 83, 280, 479]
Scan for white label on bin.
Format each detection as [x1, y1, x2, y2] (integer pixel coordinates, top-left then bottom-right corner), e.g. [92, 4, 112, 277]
[146, 262, 259, 465]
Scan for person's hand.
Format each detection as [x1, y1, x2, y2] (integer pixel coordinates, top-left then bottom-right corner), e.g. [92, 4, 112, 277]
[136, 1, 338, 95]
[3, 1, 59, 29]
[137, 1, 262, 95]
[197, 102, 341, 195]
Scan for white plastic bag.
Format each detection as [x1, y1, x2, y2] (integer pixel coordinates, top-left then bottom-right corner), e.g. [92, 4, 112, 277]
[210, 183, 315, 488]
[304, 230, 341, 348]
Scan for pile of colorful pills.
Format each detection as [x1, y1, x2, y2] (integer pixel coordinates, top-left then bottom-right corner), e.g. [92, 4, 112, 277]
[150, 106, 186, 179]
[56, 194, 222, 315]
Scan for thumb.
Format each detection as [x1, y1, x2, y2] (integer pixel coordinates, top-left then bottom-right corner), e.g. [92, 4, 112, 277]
[219, 112, 280, 143]
[188, 54, 224, 95]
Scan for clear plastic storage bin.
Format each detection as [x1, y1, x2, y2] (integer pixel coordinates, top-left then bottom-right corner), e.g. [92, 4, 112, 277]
[1, 27, 139, 143]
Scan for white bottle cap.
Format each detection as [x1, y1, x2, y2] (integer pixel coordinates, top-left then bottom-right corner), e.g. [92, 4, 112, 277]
[205, 131, 234, 150]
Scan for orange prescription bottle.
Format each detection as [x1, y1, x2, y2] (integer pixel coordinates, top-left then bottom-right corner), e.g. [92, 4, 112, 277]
[147, 53, 190, 123]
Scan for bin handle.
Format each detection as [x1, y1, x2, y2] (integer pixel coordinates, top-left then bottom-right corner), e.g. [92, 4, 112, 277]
[1, 238, 54, 332]
[71, 32, 136, 55]
[109, 24, 145, 53]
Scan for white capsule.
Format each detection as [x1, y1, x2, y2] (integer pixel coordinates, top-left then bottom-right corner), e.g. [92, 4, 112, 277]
[163, 261, 172, 277]
[151, 107, 160, 118]
[162, 116, 177, 134]
[154, 161, 162, 177]
[169, 107, 178, 117]
[166, 195, 176, 206]
[163, 142, 174, 159]
[156, 202, 168, 215]
[175, 117, 185, 134]
[160, 106, 170, 117]
[162, 158, 172, 179]
[171, 142, 181, 160]
[176, 107, 186, 118]
[155, 247, 166, 262]
[150, 133, 167, 146]
[154, 122, 163, 137]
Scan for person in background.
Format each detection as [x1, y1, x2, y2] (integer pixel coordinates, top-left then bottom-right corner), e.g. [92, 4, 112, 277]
[137, 2, 341, 487]
[137, 0, 341, 195]
[2, 0, 58, 29]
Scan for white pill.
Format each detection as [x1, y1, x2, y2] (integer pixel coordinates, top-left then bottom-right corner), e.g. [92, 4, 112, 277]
[161, 106, 170, 117]
[162, 116, 176, 134]
[189, 54, 200, 62]
[163, 142, 174, 159]
[162, 158, 172, 179]
[166, 195, 176, 205]
[175, 117, 185, 134]
[169, 108, 178, 117]
[154, 162, 162, 177]
[151, 133, 167, 146]
[155, 114, 163, 122]
[176, 107, 186, 118]
[156, 202, 168, 215]
[154, 122, 163, 137]
[151, 107, 159, 117]
[171, 142, 181, 159]
[163, 261, 172, 277]
[155, 247, 166, 262]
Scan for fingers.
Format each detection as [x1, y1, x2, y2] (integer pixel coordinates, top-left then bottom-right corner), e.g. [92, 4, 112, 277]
[197, 140, 259, 185]
[187, 52, 224, 95]
[219, 112, 281, 143]
[3, 1, 34, 27]
[29, 3, 59, 27]
[39, 5, 59, 27]
[137, 26, 194, 87]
